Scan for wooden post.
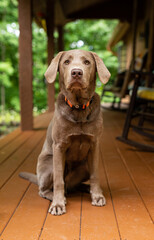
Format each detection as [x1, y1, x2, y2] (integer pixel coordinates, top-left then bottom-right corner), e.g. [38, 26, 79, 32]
[117, 0, 138, 139]
[46, 0, 55, 112]
[19, 0, 33, 130]
[58, 25, 64, 52]
[131, 0, 138, 69]
[120, 0, 138, 98]
[146, 0, 154, 86]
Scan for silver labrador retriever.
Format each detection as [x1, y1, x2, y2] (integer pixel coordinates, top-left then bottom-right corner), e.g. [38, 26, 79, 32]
[19, 49, 110, 215]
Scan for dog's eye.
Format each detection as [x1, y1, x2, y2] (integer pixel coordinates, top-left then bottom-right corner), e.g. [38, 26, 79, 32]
[84, 60, 90, 65]
[64, 60, 70, 65]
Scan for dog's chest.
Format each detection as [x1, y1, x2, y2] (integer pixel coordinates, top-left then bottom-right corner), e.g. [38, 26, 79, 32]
[66, 135, 92, 163]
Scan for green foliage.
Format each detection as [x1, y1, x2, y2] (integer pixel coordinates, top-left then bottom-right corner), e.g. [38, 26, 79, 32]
[0, 0, 19, 113]
[0, 109, 20, 137]
[0, 62, 14, 87]
[0, 109, 20, 123]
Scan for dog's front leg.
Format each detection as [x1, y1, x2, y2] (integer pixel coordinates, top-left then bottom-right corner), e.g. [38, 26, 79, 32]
[48, 144, 66, 215]
[89, 140, 106, 207]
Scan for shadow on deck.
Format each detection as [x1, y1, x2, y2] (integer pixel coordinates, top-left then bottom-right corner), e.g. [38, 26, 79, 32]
[0, 110, 154, 240]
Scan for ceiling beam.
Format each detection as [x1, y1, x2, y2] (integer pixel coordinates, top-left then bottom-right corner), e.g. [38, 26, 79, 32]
[59, 0, 105, 16]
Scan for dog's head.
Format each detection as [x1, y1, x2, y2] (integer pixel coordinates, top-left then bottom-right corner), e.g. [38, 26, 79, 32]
[45, 49, 110, 91]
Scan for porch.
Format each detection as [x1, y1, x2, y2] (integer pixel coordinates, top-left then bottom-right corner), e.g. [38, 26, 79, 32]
[0, 110, 153, 240]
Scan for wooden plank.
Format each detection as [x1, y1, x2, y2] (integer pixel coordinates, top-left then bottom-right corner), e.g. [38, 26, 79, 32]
[104, 111, 154, 173]
[0, 131, 45, 189]
[104, 110, 154, 217]
[127, 129, 154, 174]
[1, 184, 49, 240]
[81, 158, 120, 240]
[117, 144, 154, 220]
[137, 151, 154, 174]
[81, 195, 120, 240]
[0, 131, 33, 164]
[109, 114, 154, 221]
[19, 0, 33, 130]
[34, 112, 53, 129]
[81, 196, 120, 240]
[0, 138, 45, 235]
[0, 111, 51, 164]
[0, 128, 21, 150]
[102, 127, 154, 239]
[108, 109, 154, 178]
[40, 194, 82, 240]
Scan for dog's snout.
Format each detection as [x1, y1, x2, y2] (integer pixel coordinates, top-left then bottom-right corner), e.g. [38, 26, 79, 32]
[71, 69, 83, 79]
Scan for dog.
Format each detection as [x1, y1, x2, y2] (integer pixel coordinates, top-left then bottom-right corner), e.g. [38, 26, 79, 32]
[19, 49, 110, 215]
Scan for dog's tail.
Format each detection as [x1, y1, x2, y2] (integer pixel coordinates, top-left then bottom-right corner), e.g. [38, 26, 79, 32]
[19, 172, 38, 185]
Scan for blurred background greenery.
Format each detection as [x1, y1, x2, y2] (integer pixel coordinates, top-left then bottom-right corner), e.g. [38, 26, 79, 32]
[0, 0, 118, 136]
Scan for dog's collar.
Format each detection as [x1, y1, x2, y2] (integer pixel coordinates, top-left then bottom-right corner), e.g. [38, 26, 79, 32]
[65, 96, 93, 110]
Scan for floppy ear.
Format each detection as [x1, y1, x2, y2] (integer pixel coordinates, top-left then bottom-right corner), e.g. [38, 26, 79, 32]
[44, 51, 64, 83]
[91, 52, 111, 84]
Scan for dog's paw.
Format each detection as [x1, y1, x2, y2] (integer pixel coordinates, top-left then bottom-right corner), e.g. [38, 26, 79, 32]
[48, 201, 66, 216]
[91, 194, 106, 207]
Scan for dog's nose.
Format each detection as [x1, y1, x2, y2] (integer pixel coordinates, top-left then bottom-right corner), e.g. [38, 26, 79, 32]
[71, 69, 83, 79]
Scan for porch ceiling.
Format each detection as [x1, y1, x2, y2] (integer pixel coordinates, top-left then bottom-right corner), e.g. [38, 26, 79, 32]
[32, 0, 146, 29]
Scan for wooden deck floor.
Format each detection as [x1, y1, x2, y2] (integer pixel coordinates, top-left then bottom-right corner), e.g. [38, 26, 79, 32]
[0, 110, 154, 240]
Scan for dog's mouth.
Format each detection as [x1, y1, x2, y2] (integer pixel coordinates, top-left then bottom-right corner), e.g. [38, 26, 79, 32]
[67, 79, 87, 90]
